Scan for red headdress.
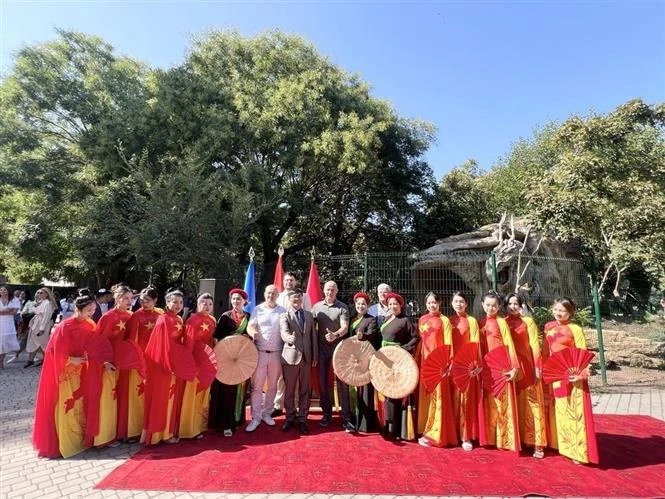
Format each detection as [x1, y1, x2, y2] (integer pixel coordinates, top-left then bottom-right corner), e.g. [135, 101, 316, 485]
[385, 292, 405, 309]
[228, 288, 248, 301]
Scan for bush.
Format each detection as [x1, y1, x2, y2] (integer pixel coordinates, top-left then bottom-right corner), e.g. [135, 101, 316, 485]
[530, 306, 593, 329]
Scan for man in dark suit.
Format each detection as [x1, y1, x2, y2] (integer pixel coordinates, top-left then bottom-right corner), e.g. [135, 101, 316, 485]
[279, 288, 317, 435]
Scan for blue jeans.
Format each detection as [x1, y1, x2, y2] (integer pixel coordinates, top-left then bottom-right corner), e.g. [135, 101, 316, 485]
[317, 348, 352, 423]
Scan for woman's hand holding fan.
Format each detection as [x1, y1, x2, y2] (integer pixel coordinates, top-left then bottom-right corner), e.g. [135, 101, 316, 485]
[451, 342, 482, 393]
[542, 347, 595, 385]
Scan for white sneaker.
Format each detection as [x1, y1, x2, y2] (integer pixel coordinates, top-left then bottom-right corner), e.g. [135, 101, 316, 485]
[261, 414, 276, 426]
[245, 419, 260, 432]
[418, 437, 431, 447]
[223, 429, 233, 437]
[5, 353, 16, 364]
[462, 440, 473, 451]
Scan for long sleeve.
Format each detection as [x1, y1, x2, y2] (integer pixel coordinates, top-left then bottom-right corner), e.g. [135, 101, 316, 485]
[280, 313, 294, 344]
[524, 316, 542, 369]
[310, 317, 318, 362]
[468, 316, 480, 343]
[403, 319, 419, 353]
[35, 302, 54, 332]
[499, 318, 520, 370]
[441, 315, 453, 350]
[362, 317, 378, 342]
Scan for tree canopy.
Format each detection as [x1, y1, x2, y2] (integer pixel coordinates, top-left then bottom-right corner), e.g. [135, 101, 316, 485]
[0, 29, 435, 288]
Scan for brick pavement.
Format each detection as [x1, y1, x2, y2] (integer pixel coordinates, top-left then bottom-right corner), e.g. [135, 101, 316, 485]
[1, 353, 663, 499]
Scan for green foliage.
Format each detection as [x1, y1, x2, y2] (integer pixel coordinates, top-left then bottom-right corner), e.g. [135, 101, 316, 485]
[529, 100, 665, 288]
[531, 306, 593, 329]
[0, 29, 435, 286]
[414, 159, 495, 247]
[481, 124, 561, 214]
[531, 307, 553, 330]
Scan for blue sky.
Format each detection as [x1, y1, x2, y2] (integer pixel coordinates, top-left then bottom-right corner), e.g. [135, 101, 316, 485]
[2, 0, 664, 179]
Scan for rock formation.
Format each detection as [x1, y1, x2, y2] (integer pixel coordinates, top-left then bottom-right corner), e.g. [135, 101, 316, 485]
[414, 216, 589, 315]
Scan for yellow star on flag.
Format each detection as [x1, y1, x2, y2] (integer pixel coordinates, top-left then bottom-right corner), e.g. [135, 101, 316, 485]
[116, 320, 126, 331]
[200, 322, 210, 332]
[144, 321, 155, 330]
[175, 322, 183, 332]
[419, 321, 430, 334]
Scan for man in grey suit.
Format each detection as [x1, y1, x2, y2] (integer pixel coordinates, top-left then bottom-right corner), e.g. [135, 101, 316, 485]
[280, 289, 318, 435]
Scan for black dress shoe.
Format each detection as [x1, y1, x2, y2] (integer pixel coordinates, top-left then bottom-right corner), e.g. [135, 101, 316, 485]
[318, 415, 332, 427]
[271, 408, 283, 418]
[23, 360, 34, 369]
[282, 420, 295, 432]
[298, 422, 309, 435]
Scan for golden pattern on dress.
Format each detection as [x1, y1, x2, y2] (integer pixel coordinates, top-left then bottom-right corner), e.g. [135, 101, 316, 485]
[556, 381, 588, 462]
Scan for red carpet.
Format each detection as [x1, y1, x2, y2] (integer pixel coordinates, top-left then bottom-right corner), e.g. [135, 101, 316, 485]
[96, 414, 665, 497]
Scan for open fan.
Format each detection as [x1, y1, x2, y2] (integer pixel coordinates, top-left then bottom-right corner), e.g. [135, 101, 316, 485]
[114, 340, 146, 377]
[482, 346, 513, 398]
[451, 342, 482, 393]
[193, 343, 217, 391]
[543, 347, 595, 384]
[169, 343, 197, 381]
[421, 345, 452, 393]
[84, 335, 114, 363]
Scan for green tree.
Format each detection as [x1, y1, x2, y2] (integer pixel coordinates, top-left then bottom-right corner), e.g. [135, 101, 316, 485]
[529, 99, 665, 290]
[150, 30, 435, 262]
[0, 30, 150, 283]
[1, 29, 435, 285]
[482, 124, 561, 215]
[414, 159, 495, 248]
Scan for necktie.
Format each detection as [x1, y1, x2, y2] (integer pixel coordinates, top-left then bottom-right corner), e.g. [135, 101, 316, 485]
[296, 309, 304, 330]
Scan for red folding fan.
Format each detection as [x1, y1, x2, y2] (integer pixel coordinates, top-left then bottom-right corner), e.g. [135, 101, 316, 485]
[421, 345, 452, 393]
[451, 342, 482, 393]
[169, 343, 197, 381]
[482, 346, 513, 398]
[193, 343, 217, 392]
[84, 335, 114, 363]
[114, 340, 146, 378]
[543, 347, 595, 384]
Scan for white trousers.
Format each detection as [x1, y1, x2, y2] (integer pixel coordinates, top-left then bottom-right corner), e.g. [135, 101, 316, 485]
[250, 351, 282, 421]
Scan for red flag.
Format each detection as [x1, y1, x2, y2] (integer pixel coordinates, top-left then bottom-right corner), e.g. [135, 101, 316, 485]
[273, 252, 285, 293]
[306, 257, 323, 395]
[306, 258, 323, 305]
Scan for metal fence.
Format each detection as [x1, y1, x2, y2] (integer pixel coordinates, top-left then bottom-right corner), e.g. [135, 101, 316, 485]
[265, 250, 663, 390]
[280, 250, 592, 318]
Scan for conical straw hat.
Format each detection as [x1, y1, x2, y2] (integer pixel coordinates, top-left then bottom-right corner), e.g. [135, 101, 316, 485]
[369, 345, 419, 399]
[214, 335, 259, 385]
[333, 337, 376, 387]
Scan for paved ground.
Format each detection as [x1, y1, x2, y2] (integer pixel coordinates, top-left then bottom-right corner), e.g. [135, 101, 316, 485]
[1, 353, 663, 499]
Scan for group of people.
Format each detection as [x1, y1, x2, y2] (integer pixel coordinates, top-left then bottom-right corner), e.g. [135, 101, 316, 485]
[0, 285, 59, 370]
[414, 289, 598, 465]
[27, 275, 598, 466]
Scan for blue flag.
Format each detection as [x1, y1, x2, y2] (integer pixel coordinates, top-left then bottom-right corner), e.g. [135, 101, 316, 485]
[243, 260, 256, 314]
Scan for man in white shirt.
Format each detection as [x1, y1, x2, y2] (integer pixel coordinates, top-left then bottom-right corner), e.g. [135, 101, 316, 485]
[277, 272, 312, 311]
[273, 272, 311, 416]
[246, 285, 286, 432]
[368, 283, 392, 327]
